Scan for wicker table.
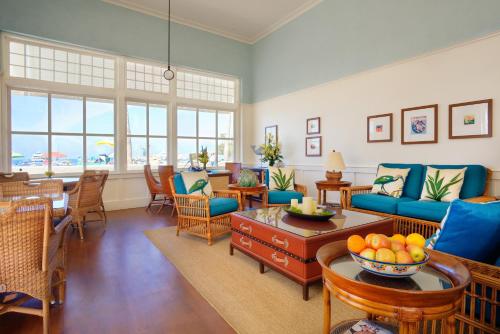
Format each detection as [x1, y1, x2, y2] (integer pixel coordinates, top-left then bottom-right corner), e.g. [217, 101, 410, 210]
[228, 183, 267, 209]
[0, 193, 69, 218]
[317, 241, 471, 334]
[31, 177, 79, 191]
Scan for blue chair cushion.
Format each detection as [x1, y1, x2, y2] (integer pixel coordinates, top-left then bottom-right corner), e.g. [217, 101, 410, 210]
[380, 163, 424, 199]
[173, 173, 187, 195]
[426, 165, 487, 199]
[268, 190, 303, 205]
[265, 169, 269, 187]
[434, 200, 500, 264]
[351, 193, 414, 214]
[209, 197, 239, 216]
[397, 200, 449, 222]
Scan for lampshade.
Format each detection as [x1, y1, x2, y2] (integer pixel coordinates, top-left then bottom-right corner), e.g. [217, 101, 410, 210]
[325, 151, 346, 171]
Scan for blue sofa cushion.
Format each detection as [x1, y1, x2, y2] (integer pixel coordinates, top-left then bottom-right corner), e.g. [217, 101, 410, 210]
[268, 190, 303, 205]
[209, 197, 239, 216]
[397, 200, 450, 222]
[434, 200, 500, 264]
[173, 173, 187, 195]
[380, 163, 424, 199]
[351, 193, 414, 214]
[425, 165, 487, 199]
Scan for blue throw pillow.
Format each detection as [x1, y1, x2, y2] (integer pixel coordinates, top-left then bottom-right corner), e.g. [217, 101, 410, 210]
[434, 200, 500, 264]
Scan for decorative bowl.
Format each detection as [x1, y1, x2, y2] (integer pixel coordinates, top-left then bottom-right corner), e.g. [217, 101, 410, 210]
[283, 206, 336, 221]
[349, 251, 430, 278]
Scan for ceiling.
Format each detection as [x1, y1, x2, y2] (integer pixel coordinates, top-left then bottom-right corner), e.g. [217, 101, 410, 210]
[103, 0, 321, 44]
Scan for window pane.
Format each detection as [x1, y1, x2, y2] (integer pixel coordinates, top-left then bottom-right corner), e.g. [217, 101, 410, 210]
[218, 111, 234, 138]
[86, 136, 114, 170]
[127, 137, 147, 169]
[52, 95, 83, 133]
[87, 98, 114, 134]
[51, 135, 83, 173]
[199, 139, 216, 167]
[199, 109, 216, 138]
[149, 104, 167, 136]
[11, 90, 48, 132]
[218, 140, 234, 167]
[11, 134, 48, 174]
[177, 138, 197, 168]
[149, 137, 167, 167]
[126, 102, 146, 135]
[177, 108, 196, 137]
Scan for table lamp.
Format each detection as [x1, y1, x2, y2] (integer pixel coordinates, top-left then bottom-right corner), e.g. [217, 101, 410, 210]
[324, 151, 346, 183]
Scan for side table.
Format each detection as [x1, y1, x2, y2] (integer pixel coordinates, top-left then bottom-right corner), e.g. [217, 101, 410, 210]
[315, 180, 351, 206]
[228, 183, 268, 209]
[317, 240, 471, 334]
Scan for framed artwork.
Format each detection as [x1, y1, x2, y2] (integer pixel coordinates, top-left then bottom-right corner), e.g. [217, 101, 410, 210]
[305, 136, 322, 157]
[449, 99, 492, 139]
[264, 125, 278, 145]
[367, 113, 393, 143]
[401, 104, 438, 145]
[306, 117, 321, 135]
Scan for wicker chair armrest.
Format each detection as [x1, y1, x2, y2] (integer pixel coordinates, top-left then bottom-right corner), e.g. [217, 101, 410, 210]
[213, 190, 242, 210]
[464, 195, 497, 203]
[48, 214, 72, 263]
[340, 185, 373, 208]
[173, 193, 210, 217]
[294, 184, 307, 196]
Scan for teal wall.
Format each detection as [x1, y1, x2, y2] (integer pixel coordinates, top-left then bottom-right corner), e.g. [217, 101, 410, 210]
[0, 0, 252, 102]
[251, 0, 500, 102]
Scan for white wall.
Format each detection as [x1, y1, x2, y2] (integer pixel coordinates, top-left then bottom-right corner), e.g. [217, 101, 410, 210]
[245, 32, 500, 202]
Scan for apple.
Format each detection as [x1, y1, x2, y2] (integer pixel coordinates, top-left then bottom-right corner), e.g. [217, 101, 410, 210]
[391, 241, 405, 252]
[375, 248, 396, 263]
[359, 248, 376, 260]
[371, 234, 391, 250]
[395, 250, 414, 264]
[365, 233, 376, 247]
[407, 245, 426, 262]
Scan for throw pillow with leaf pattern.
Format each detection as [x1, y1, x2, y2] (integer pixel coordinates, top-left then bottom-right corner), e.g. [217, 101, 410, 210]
[371, 166, 410, 198]
[269, 167, 295, 191]
[420, 167, 466, 202]
[181, 171, 214, 197]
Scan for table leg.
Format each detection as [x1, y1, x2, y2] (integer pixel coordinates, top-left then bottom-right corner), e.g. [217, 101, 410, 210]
[248, 194, 253, 208]
[259, 262, 265, 274]
[443, 315, 455, 334]
[317, 189, 322, 205]
[229, 243, 234, 256]
[323, 190, 327, 205]
[399, 321, 417, 334]
[322, 284, 331, 334]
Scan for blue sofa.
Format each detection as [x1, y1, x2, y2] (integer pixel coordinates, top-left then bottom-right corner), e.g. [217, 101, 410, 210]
[263, 169, 307, 206]
[343, 163, 493, 222]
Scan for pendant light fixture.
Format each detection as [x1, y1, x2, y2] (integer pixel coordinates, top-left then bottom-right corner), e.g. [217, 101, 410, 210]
[163, 0, 175, 80]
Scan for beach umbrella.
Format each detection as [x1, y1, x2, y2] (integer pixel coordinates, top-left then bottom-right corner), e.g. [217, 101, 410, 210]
[11, 152, 24, 158]
[96, 140, 114, 147]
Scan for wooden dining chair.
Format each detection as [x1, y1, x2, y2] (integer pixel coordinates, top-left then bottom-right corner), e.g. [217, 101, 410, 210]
[0, 198, 72, 334]
[67, 174, 107, 240]
[0, 179, 63, 198]
[83, 170, 109, 223]
[0, 172, 29, 183]
[158, 165, 176, 215]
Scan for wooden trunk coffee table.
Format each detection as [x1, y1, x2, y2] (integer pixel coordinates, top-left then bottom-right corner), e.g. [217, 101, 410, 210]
[229, 207, 392, 300]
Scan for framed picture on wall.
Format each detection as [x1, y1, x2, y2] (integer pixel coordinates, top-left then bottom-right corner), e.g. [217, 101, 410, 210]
[367, 113, 393, 143]
[264, 125, 278, 145]
[305, 136, 322, 156]
[401, 104, 438, 144]
[306, 117, 321, 135]
[449, 99, 492, 139]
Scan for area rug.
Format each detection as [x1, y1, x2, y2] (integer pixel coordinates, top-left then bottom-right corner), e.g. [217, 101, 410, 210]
[144, 227, 363, 334]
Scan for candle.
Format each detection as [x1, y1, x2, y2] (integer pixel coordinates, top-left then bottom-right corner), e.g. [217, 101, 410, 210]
[290, 199, 299, 208]
[302, 197, 313, 214]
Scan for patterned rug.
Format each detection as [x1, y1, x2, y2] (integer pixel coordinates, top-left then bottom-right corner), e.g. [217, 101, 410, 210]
[144, 227, 362, 334]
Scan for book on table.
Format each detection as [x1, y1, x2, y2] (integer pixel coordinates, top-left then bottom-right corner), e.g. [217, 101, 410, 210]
[343, 320, 393, 334]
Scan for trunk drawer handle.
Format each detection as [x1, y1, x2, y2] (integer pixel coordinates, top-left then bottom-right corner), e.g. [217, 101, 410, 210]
[239, 237, 252, 248]
[271, 252, 289, 267]
[272, 235, 289, 249]
[239, 223, 252, 234]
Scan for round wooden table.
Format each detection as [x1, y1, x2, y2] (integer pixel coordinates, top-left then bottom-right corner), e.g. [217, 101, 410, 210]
[315, 180, 351, 206]
[317, 240, 471, 334]
[228, 183, 268, 209]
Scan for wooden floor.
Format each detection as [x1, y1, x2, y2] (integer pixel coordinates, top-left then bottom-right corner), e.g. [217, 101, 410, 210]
[0, 207, 235, 334]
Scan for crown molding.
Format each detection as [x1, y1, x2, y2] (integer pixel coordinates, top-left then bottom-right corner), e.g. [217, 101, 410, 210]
[102, 0, 322, 44]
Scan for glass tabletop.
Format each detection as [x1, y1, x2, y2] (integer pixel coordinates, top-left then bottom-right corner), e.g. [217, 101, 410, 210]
[234, 207, 386, 238]
[330, 255, 453, 291]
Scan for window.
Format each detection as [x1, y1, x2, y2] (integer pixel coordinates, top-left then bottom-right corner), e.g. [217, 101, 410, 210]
[126, 101, 168, 169]
[126, 61, 169, 94]
[8, 39, 115, 88]
[177, 70, 236, 104]
[10, 90, 115, 173]
[177, 107, 234, 168]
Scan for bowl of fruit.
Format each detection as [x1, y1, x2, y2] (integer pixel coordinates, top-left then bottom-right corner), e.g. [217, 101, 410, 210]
[284, 205, 336, 221]
[347, 233, 429, 278]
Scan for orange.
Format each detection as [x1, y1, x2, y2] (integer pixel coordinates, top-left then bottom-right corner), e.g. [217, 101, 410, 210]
[365, 233, 376, 247]
[347, 235, 366, 254]
[406, 233, 426, 248]
[390, 234, 406, 246]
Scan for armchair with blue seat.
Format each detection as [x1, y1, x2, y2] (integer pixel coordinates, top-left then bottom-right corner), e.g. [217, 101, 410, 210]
[169, 173, 242, 245]
[263, 169, 307, 207]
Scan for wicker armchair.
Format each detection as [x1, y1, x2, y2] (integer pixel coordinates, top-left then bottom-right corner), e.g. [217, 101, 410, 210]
[0, 198, 72, 334]
[67, 174, 107, 239]
[263, 169, 308, 207]
[83, 170, 109, 223]
[169, 174, 242, 245]
[0, 172, 29, 183]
